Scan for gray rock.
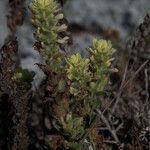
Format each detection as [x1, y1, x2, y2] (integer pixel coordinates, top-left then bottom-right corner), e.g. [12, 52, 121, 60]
[64, 0, 150, 40]
[69, 32, 100, 57]
[0, 0, 9, 48]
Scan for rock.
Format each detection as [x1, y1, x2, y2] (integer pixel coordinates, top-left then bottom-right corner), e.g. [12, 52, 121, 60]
[64, 0, 150, 40]
[68, 32, 99, 57]
[0, 0, 9, 48]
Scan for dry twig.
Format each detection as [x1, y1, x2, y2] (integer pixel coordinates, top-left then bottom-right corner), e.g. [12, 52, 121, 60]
[97, 109, 120, 144]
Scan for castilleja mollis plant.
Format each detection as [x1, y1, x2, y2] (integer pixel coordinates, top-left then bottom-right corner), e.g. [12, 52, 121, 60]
[30, 0, 116, 149]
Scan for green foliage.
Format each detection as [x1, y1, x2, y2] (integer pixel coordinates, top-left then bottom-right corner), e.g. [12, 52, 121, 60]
[66, 141, 83, 150]
[54, 112, 84, 141]
[30, 0, 116, 149]
[12, 68, 35, 83]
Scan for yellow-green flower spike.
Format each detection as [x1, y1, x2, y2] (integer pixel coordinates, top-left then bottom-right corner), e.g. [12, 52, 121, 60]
[89, 39, 116, 67]
[88, 39, 116, 93]
[66, 53, 91, 81]
[30, 0, 69, 71]
[66, 53, 91, 95]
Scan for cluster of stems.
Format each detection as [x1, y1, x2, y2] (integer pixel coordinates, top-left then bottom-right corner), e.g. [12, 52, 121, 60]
[30, 0, 116, 149]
